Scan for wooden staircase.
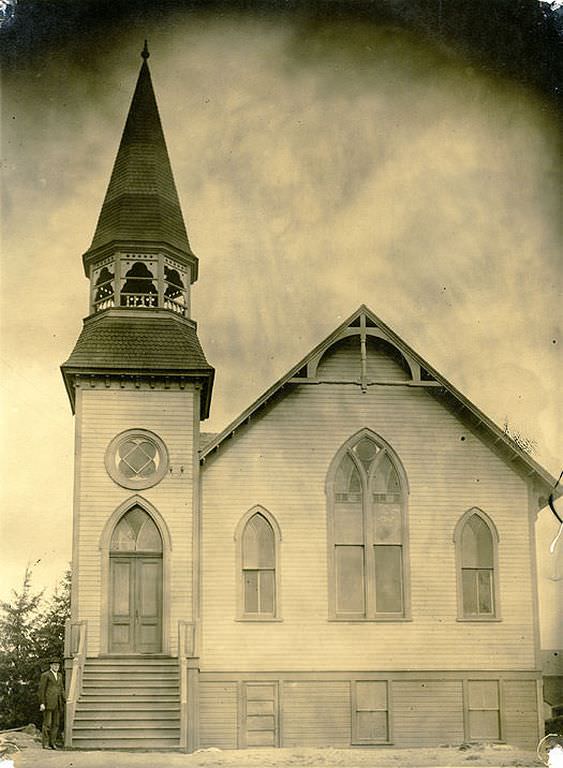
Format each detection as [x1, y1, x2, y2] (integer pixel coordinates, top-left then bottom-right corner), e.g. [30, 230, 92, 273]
[71, 657, 181, 750]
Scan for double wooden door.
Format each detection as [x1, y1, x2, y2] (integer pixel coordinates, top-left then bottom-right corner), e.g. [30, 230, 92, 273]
[109, 555, 162, 653]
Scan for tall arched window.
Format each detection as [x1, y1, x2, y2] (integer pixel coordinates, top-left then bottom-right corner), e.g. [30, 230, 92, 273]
[454, 509, 500, 620]
[328, 431, 409, 620]
[236, 508, 281, 620]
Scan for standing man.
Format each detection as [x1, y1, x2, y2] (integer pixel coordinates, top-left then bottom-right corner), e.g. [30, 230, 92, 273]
[38, 657, 65, 750]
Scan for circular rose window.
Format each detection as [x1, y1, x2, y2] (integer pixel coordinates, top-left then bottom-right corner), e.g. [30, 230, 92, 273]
[105, 429, 168, 490]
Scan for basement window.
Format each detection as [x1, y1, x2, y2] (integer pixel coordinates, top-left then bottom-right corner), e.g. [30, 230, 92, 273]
[466, 680, 500, 741]
[352, 681, 390, 744]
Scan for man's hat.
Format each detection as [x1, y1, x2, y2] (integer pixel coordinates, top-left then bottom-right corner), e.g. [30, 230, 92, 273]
[49, 657, 60, 664]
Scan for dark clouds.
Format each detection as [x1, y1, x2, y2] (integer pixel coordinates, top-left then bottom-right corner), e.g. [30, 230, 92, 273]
[2, 0, 562, 104]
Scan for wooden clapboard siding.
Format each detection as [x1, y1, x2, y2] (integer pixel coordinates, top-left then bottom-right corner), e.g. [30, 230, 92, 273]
[199, 683, 238, 749]
[200, 362, 535, 671]
[282, 682, 350, 746]
[392, 681, 464, 746]
[502, 680, 539, 748]
[75, 387, 196, 655]
[197, 673, 539, 749]
[365, 337, 411, 381]
[317, 337, 360, 379]
[317, 336, 411, 382]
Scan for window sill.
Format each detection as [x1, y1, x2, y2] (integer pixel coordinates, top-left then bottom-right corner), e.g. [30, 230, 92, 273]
[352, 741, 393, 747]
[456, 616, 502, 622]
[329, 617, 412, 623]
[236, 617, 283, 623]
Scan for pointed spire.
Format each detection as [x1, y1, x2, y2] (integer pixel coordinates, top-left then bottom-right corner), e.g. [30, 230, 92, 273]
[84, 45, 196, 276]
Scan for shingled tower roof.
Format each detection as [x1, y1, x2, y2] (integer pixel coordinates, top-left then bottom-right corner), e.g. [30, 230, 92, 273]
[83, 42, 197, 277]
[63, 44, 213, 418]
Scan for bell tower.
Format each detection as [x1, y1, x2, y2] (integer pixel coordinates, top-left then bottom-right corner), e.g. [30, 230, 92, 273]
[62, 40, 213, 681]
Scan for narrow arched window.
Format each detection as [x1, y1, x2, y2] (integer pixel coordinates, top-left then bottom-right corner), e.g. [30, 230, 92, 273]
[455, 509, 500, 620]
[236, 508, 281, 620]
[328, 432, 408, 620]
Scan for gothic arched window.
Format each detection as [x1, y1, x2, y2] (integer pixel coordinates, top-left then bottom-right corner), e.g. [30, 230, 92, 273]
[110, 505, 163, 553]
[236, 508, 281, 620]
[454, 509, 500, 620]
[328, 431, 409, 620]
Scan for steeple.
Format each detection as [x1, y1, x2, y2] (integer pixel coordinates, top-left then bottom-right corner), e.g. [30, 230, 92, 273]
[83, 42, 197, 281]
[62, 46, 214, 418]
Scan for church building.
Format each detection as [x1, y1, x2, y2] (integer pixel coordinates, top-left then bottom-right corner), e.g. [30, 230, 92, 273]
[61, 46, 556, 752]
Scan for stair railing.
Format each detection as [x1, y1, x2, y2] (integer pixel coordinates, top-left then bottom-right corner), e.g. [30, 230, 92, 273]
[178, 620, 195, 751]
[64, 619, 87, 748]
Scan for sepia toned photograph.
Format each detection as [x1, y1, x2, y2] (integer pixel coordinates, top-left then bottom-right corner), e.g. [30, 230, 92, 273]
[1, 1, 561, 766]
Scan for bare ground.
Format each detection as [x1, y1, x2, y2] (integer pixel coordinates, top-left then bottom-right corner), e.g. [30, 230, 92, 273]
[0, 731, 544, 768]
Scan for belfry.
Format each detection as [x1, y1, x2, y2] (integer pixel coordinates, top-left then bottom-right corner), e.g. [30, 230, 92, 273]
[61, 45, 557, 753]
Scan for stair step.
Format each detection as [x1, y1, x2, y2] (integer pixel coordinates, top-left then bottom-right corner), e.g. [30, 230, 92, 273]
[82, 686, 178, 696]
[74, 718, 180, 729]
[85, 664, 178, 671]
[77, 702, 179, 711]
[83, 675, 177, 681]
[76, 703, 180, 721]
[74, 726, 180, 737]
[83, 677, 178, 684]
[72, 657, 181, 748]
[72, 738, 180, 749]
[86, 656, 178, 668]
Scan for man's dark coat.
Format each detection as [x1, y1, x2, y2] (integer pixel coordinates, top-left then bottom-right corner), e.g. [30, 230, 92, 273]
[38, 669, 65, 710]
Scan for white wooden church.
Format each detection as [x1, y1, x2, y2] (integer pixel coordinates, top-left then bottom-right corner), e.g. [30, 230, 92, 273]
[61, 46, 556, 752]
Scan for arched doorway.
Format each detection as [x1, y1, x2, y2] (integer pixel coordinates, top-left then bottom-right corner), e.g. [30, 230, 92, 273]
[109, 505, 163, 653]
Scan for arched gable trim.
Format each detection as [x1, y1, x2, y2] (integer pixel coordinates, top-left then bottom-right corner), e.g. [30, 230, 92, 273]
[325, 428, 410, 496]
[453, 507, 500, 544]
[234, 504, 282, 543]
[309, 328, 417, 381]
[99, 494, 173, 553]
[99, 495, 172, 653]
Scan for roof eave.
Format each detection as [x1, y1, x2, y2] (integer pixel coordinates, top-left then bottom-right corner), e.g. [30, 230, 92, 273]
[60, 364, 214, 419]
[82, 239, 199, 281]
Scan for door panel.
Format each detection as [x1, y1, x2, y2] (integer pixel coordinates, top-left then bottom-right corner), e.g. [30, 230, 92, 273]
[109, 555, 162, 653]
[110, 559, 135, 653]
[243, 683, 278, 747]
[136, 558, 162, 653]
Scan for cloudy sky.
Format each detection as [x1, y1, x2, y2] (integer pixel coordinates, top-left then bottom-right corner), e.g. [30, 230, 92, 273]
[1, 1, 561, 599]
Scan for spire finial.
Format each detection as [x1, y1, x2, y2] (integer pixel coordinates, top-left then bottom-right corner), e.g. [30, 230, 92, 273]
[141, 40, 150, 61]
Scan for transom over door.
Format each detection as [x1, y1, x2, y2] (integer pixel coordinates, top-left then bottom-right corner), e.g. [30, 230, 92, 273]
[109, 506, 163, 654]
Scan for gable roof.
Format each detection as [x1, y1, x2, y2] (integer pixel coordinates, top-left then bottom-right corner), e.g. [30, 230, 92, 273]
[200, 305, 557, 498]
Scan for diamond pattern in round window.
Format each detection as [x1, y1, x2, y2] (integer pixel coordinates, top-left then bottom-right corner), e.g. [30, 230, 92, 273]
[105, 430, 168, 489]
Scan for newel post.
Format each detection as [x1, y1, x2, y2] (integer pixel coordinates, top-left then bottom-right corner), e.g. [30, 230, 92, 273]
[178, 621, 198, 752]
